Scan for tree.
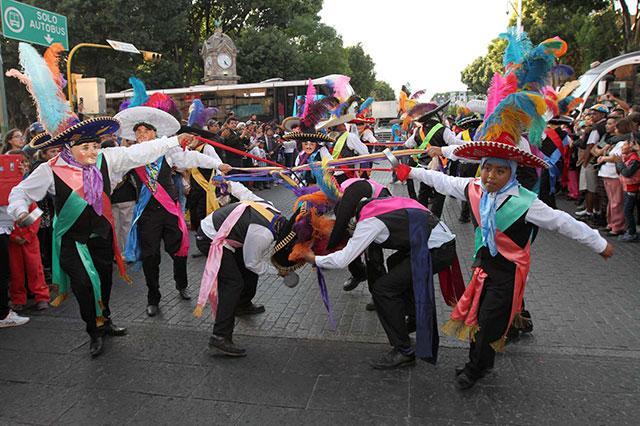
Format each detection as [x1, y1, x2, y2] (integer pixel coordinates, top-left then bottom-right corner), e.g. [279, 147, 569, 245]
[460, 39, 506, 95]
[235, 27, 303, 82]
[370, 80, 395, 100]
[345, 43, 376, 96]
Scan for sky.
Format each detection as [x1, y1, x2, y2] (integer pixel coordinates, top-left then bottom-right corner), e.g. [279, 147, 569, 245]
[319, 0, 512, 98]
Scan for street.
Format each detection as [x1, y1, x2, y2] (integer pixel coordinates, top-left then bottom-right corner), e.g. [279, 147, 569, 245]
[1, 173, 639, 425]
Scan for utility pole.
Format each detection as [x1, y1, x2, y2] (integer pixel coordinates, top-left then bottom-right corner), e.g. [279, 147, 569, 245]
[0, 43, 10, 135]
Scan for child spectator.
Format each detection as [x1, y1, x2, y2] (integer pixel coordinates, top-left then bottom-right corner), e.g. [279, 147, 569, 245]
[6, 151, 49, 311]
[250, 141, 268, 190]
[617, 139, 640, 242]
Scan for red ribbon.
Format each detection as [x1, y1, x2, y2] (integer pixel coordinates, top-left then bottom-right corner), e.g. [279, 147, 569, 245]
[194, 136, 286, 169]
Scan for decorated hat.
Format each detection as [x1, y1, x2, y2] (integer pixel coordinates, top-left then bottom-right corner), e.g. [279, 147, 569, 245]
[178, 98, 220, 140]
[588, 103, 609, 115]
[282, 116, 302, 131]
[271, 188, 337, 274]
[114, 77, 181, 140]
[316, 94, 361, 130]
[452, 91, 549, 169]
[454, 106, 482, 129]
[6, 43, 120, 150]
[282, 97, 339, 144]
[408, 99, 450, 123]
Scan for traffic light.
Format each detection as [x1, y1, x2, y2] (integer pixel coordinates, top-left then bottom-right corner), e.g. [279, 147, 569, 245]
[141, 50, 162, 62]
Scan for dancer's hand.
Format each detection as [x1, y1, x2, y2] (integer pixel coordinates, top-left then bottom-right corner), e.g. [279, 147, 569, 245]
[177, 133, 196, 150]
[218, 163, 232, 174]
[426, 146, 442, 157]
[303, 252, 316, 265]
[599, 243, 614, 260]
[16, 212, 29, 227]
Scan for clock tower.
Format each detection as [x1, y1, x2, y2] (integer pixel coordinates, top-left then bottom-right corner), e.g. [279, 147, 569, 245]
[201, 27, 240, 85]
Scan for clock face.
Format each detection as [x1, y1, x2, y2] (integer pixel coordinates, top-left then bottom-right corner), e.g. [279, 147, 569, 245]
[217, 53, 232, 69]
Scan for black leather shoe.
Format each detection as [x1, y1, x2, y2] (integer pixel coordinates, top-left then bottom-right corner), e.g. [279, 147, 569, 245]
[104, 321, 127, 337]
[89, 335, 103, 358]
[365, 300, 377, 311]
[455, 371, 477, 390]
[370, 349, 416, 370]
[177, 288, 192, 300]
[235, 304, 265, 316]
[146, 305, 159, 317]
[406, 318, 416, 334]
[208, 335, 247, 357]
[343, 276, 364, 292]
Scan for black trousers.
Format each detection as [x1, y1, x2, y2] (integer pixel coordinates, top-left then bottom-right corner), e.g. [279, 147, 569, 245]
[538, 169, 557, 209]
[59, 235, 114, 337]
[138, 204, 188, 305]
[213, 247, 259, 337]
[188, 191, 207, 231]
[464, 272, 514, 380]
[369, 250, 414, 351]
[0, 234, 10, 319]
[417, 183, 445, 218]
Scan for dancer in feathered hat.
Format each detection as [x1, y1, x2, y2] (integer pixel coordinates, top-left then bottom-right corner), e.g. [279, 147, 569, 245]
[395, 87, 613, 389]
[6, 43, 197, 357]
[115, 78, 231, 318]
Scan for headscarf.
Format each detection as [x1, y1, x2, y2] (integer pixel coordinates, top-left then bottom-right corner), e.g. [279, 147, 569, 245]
[478, 157, 519, 257]
[60, 146, 104, 216]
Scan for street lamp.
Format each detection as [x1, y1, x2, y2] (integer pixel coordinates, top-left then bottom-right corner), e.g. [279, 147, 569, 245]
[65, 41, 162, 110]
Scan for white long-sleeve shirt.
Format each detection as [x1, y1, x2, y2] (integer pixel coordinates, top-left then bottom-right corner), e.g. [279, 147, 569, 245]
[8, 136, 182, 219]
[165, 144, 222, 171]
[315, 218, 455, 270]
[199, 187, 276, 275]
[408, 167, 608, 254]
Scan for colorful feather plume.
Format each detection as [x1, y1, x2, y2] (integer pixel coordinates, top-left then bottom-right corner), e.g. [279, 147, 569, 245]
[558, 96, 583, 116]
[410, 89, 427, 99]
[477, 91, 548, 147]
[310, 158, 340, 202]
[515, 37, 567, 90]
[146, 92, 181, 120]
[485, 72, 518, 117]
[6, 43, 76, 136]
[333, 95, 361, 117]
[43, 43, 65, 90]
[327, 75, 351, 101]
[128, 76, 149, 108]
[187, 99, 218, 128]
[358, 97, 374, 113]
[499, 26, 533, 69]
[542, 86, 559, 117]
[302, 78, 317, 119]
[300, 96, 339, 131]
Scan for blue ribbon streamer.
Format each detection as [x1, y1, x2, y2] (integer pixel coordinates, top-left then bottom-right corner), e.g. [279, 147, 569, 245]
[408, 208, 438, 363]
[316, 267, 336, 330]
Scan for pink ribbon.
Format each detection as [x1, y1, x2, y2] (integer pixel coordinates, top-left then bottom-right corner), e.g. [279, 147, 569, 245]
[196, 203, 252, 318]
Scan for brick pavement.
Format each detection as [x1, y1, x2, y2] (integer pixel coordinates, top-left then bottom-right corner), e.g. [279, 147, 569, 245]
[31, 173, 640, 358]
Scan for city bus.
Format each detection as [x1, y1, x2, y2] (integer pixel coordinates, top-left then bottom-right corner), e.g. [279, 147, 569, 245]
[105, 74, 353, 123]
[571, 51, 640, 111]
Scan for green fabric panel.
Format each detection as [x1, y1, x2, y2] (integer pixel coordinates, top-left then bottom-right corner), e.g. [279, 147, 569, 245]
[75, 241, 103, 317]
[332, 132, 349, 160]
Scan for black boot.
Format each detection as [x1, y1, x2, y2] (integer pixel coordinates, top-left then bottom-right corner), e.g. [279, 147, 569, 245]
[209, 335, 247, 357]
[89, 335, 104, 358]
[343, 276, 364, 292]
[103, 320, 127, 336]
[235, 303, 265, 316]
[455, 370, 477, 390]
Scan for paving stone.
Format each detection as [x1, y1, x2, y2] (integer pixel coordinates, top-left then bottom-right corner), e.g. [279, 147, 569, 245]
[128, 396, 247, 424]
[237, 405, 402, 425]
[0, 381, 76, 425]
[51, 389, 149, 425]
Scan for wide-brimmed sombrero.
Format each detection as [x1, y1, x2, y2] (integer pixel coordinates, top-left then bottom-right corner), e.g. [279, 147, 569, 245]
[282, 116, 302, 131]
[7, 42, 121, 150]
[282, 97, 339, 144]
[548, 115, 573, 125]
[453, 140, 547, 169]
[115, 106, 180, 140]
[348, 114, 375, 125]
[271, 210, 305, 274]
[408, 99, 450, 123]
[30, 116, 120, 150]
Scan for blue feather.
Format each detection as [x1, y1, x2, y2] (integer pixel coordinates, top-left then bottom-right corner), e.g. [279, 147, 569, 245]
[551, 64, 574, 78]
[128, 76, 149, 107]
[499, 27, 533, 67]
[17, 43, 73, 135]
[188, 99, 205, 127]
[359, 97, 374, 113]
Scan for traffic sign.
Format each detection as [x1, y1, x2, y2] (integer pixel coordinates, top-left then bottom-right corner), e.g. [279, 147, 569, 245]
[106, 39, 140, 54]
[0, 0, 68, 50]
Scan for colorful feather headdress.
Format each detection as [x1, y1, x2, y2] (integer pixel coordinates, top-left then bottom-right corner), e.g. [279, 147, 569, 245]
[282, 97, 339, 143]
[6, 42, 119, 149]
[187, 99, 219, 128]
[453, 91, 549, 169]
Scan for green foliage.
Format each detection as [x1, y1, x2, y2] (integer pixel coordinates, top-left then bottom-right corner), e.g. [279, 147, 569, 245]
[371, 80, 396, 101]
[2, 0, 386, 128]
[460, 0, 624, 95]
[346, 43, 376, 96]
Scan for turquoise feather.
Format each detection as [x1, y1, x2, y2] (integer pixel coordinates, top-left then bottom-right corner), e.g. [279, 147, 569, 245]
[128, 76, 149, 107]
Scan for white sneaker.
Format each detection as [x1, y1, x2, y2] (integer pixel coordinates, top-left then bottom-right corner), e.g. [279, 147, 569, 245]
[574, 209, 592, 217]
[0, 310, 30, 328]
